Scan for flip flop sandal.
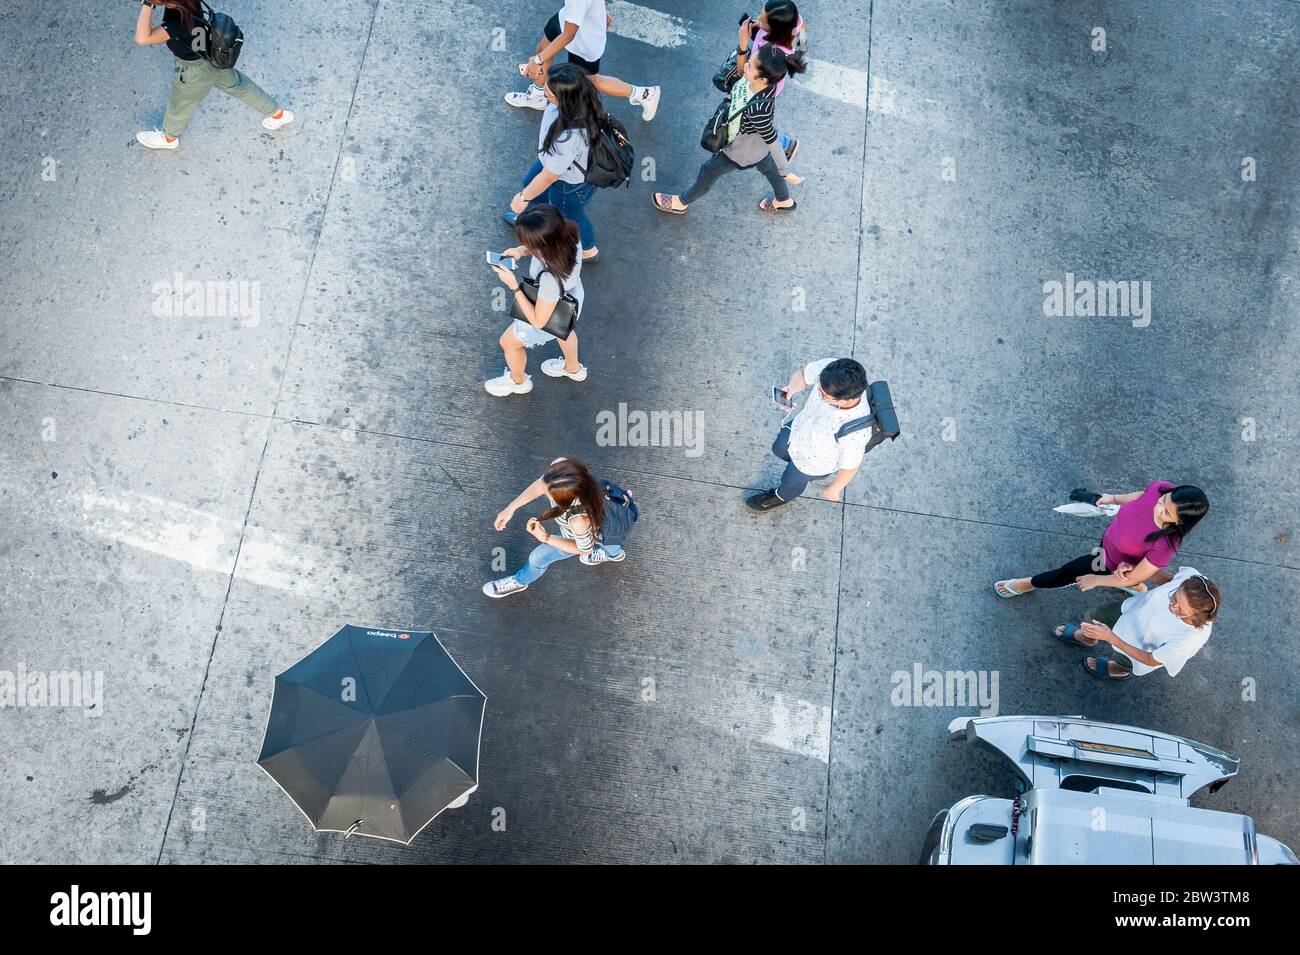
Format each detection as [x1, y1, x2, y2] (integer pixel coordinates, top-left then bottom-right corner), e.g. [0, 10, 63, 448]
[758, 198, 797, 213]
[993, 580, 1025, 599]
[1051, 624, 1093, 647]
[1082, 655, 1130, 681]
[653, 193, 686, 215]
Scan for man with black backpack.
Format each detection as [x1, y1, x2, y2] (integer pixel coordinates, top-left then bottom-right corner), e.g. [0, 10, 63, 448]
[133, 1, 293, 150]
[746, 358, 900, 511]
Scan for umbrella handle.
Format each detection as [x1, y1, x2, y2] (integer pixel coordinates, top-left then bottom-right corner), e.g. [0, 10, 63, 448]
[344, 820, 363, 838]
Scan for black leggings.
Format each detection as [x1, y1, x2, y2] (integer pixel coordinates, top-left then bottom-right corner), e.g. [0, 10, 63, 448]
[1030, 552, 1106, 589]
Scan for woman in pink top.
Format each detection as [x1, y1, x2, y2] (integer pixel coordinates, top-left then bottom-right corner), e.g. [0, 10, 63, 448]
[994, 482, 1209, 598]
[743, 1, 805, 161]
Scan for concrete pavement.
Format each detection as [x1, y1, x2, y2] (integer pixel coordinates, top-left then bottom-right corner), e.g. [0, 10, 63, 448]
[1, 0, 1296, 863]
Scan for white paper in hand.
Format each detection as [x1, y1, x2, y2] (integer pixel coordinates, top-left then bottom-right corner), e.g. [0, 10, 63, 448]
[1054, 502, 1120, 518]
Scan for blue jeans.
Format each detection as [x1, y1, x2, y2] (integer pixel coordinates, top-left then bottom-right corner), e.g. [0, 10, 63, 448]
[772, 424, 830, 501]
[514, 540, 624, 584]
[521, 160, 597, 249]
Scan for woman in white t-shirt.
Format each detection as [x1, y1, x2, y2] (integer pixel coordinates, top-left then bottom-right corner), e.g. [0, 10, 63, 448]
[486, 204, 587, 397]
[504, 1, 661, 123]
[1051, 567, 1220, 680]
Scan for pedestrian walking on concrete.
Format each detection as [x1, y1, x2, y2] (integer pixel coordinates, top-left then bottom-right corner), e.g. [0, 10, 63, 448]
[505, 1, 661, 121]
[748, 0, 808, 163]
[133, 0, 293, 150]
[1050, 567, 1219, 681]
[653, 45, 805, 215]
[994, 482, 1209, 598]
[486, 204, 588, 397]
[747, 358, 872, 511]
[484, 457, 635, 598]
[505, 65, 604, 261]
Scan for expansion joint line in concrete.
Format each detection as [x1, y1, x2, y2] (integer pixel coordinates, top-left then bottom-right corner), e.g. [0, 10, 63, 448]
[823, 0, 876, 863]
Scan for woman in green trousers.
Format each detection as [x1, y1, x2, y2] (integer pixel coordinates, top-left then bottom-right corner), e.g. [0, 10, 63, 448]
[133, 0, 294, 150]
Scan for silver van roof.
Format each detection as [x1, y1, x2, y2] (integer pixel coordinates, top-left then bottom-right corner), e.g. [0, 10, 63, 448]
[947, 715, 1239, 800]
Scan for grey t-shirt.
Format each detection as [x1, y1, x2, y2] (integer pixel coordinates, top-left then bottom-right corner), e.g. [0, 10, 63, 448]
[538, 104, 591, 185]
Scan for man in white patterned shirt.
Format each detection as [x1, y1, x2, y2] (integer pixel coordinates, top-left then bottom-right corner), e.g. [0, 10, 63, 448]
[747, 357, 872, 511]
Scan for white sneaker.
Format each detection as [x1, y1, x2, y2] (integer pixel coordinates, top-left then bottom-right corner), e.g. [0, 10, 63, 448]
[482, 576, 529, 598]
[262, 109, 295, 131]
[579, 548, 627, 566]
[632, 86, 661, 122]
[136, 130, 179, 150]
[540, 359, 588, 381]
[504, 86, 547, 110]
[484, 370, 533, 397]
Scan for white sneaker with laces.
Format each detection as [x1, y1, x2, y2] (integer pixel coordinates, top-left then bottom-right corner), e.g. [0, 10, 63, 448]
[579, 548, 627, 566]
[540, 359, 588, 381]
[484, 370, 533, 397]
[632, 85, 661, 122]
[504, 86, 547, 110]
[482, 576, 529, 598]
[262, 109, 295, 131]
[136, 130, 179, 150]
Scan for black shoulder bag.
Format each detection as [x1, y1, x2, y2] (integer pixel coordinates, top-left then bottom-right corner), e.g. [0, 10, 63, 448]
[515, 270, 578, 341]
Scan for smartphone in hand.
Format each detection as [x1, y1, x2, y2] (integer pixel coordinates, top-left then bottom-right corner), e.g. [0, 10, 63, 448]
[772, 385, 793, 410]
[486, 251, 517, 270]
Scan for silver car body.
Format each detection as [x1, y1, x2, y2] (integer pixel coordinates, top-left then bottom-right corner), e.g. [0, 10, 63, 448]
[921, 715, 1298, 865]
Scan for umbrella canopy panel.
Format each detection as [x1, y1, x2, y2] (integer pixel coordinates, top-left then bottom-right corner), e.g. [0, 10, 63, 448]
[257, 626, 486, 844]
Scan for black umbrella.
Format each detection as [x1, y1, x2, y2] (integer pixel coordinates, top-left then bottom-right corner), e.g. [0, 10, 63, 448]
[257, 625, 486, 844]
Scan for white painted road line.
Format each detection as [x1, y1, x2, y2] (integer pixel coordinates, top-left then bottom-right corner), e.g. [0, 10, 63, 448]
[607, 0, 690, 49]
[763, 692, 833, 764]
[608, 2, 873, 110]
[799, 57, 872, 111]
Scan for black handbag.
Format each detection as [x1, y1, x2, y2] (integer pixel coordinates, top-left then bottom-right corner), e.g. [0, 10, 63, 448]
[701, 93, 749, 153]
[712, 49, 740, 92]
[515, 271, 578, 341]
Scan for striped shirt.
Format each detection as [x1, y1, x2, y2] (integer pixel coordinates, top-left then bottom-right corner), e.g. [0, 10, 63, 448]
[555, 508, 596, 553]
[737, 91, 778, 144]
[545, 458, 596, 553]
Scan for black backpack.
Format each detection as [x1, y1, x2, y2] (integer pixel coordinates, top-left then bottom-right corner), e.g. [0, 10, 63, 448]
[200, 1, 244, 70]
[833, 380, 901, 453]
[597, 480, 638, 545]
[578, 115, 634, 189]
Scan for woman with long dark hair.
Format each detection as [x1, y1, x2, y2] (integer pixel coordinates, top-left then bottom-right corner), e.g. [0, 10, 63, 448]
[486, 204, 588, 397]
[1051, 567, 1220, 681]
[133, 0, 292, 150]
[747, 0, 808, 162]
[653, 45, 806, 215]
[484, 457, 625, 598]
[506, 65, 604, 261]
[995, 482, 1210, 598]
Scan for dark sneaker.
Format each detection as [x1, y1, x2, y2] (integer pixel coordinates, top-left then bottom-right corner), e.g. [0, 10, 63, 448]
[745, 490, 787, 512]
[579, 548, 627, 566]
[482, 576, 528, 598]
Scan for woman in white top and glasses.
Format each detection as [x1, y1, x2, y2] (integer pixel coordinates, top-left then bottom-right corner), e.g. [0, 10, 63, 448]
[1051, 567, 1220, 680]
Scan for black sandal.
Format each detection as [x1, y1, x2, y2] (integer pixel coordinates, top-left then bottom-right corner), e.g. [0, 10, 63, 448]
[758, 198, 797, 213]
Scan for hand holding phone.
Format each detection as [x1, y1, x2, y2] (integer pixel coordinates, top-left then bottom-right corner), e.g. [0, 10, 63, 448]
[772, 385, 793, 411]
[486, 251, 517, 270]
